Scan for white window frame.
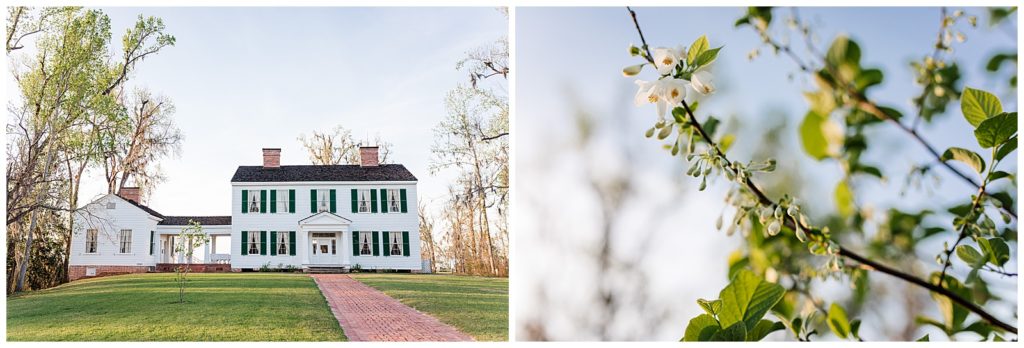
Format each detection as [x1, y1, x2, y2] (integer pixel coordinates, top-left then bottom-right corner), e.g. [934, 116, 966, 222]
[118, 229, 132, 254]
[317, 190, 330, 213]
[357, 189, 371, 213]
[277, 232, 289, 255]
[388, 190, 400, 213]
[248, 190, 261, 213]
[359, 232, 373, 256]
[248, 232, 260, 255]
[388, 232, 403, 256]
[276, 189, 289, 214]
[85, 229, 98, 254]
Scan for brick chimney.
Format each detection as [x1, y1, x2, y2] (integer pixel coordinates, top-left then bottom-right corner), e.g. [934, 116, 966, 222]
[118, 187, 141, 203]
[263, 148, 281, 169]
[359, 146, 379, 167]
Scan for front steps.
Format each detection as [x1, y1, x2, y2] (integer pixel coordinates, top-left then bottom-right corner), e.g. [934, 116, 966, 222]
[303, 266, 349, 274]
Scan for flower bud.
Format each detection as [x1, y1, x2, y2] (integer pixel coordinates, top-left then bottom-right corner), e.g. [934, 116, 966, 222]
[767, 221, 781, 236]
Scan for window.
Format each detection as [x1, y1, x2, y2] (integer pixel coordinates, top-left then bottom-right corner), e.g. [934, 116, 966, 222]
[317, 190, 330, 212]
[276, 189, 288, 213]
[248, 190, 261, 213]
[389, 232, 403, 256]
[85, 229, 98, 253]
[118, 229, 132, 254]
[357, 189, 371, 213]
[359, 232, 373, 255]
[248, 232, 260, 255]
[388, 190, 400, 213]
[276, 232, 288, 255]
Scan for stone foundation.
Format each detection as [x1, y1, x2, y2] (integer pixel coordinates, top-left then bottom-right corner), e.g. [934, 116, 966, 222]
[69, 265, 151, 281]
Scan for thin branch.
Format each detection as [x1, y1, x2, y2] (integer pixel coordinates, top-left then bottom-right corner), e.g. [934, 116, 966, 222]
[626, 7, 1018, 335]
[481, 132, 508, 141]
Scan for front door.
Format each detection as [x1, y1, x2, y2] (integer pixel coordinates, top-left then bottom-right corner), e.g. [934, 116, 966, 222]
[310, 233, 338, 264]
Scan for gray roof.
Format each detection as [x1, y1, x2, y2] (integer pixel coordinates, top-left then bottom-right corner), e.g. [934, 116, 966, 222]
[230, 164, 417, 183]
[158, 216, 232, 226]
[119, 196, 165, 219]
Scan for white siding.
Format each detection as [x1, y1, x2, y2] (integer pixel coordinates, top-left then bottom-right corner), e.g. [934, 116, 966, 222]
[70, 195, 160, 267]
[231, 182, 420, 270]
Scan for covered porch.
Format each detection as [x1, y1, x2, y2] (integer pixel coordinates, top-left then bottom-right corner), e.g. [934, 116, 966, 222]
[299, 212, 352, 269]
[155, 218, 232, 272]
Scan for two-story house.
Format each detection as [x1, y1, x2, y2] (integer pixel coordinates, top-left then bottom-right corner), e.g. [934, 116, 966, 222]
[69, 147, 421, 281]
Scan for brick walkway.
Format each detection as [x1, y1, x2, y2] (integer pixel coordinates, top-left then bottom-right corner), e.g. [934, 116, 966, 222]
[311, 274, 474, 341]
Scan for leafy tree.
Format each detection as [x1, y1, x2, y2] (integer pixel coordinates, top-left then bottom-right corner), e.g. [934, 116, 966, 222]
[624, 7, 1016, 341]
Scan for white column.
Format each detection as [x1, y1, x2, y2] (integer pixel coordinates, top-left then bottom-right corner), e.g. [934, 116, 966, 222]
[343, 230, 350, 266]
[203, 238, 211, 264]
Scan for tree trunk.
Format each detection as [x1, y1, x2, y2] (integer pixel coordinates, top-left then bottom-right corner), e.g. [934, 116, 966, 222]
[15, 144, 56, 292]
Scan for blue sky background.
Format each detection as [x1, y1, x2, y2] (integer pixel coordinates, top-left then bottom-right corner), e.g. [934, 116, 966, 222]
[59, 7, 507, 215]
[516, 7, 1016, 340]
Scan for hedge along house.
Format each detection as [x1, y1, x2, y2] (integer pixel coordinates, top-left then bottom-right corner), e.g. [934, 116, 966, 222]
[69, 147, 421, 281]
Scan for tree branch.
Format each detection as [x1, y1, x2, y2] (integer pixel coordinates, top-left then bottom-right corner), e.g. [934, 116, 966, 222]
[481, 132, 508, 141]
[627, 7, 1017, 335]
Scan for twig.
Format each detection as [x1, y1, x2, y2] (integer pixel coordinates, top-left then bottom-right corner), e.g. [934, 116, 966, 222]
[626, 7, 1018, 335]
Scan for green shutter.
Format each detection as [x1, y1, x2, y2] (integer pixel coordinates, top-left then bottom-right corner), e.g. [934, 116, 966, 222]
[310, 189, 317, 213]
[149, 231, 154, 255]
[330, 189, 337, 213]
[351, 189, 358, 213]
[400, 189, 408, 213]
[352, 232, 360, 256]
[289, 189, 295, 213]
[241, 190, 248, 214]
[270, 231, 278, 255]
[260, 231, 267, 255]
[241, 231, 248, 255]
[270, 190, 277, 213]
[289, 231, 296, 256]
[402, 231, 410, 257]
[380, 189, 389, 213]
[382, 232, 390, 256]
[371, 189, 378, 213]
[372, 231, 379, 256]
[260, 190, 267, 213]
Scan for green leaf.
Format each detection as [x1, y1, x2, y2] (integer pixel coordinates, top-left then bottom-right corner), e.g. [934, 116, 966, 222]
[683, 314, 721, 341]
[826, 35, 861, 67]
[854, 68, 883, 91]
[827, 303, 851, 339]
[955, 245, 983, 264]
[747, 320, 785, 341]
[941, 147, 986, 174]
[963, 321, 994, 338]
[687, 35, 709, 66]
[985, 237, 1010, 267]
[692, 46, 723, 67]
[697, 298, 724, 316]
[995, 136, 1016, 161]
[929, 272, 971, 333]
[834, 181, 854, 218]
[799, 111, 841, 160]
[717, 270, 786, 331]
[709, 321, 748, 341]
[917, 334, 930, 342]
[974, 112, 1017, 148]
[961, 87, 1003, 127]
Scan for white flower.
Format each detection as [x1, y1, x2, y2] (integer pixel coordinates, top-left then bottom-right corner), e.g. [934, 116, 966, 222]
[634, 78, 688, 118]
[652, 46, 684, 75]
[690, 70, 716, 95]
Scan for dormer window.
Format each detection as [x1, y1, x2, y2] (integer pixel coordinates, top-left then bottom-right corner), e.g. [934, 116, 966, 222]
[357, 190, 371, 213]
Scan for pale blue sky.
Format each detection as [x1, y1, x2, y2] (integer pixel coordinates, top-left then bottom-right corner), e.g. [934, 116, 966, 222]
[516, 7, 1016, 340]
[63, 7, 507, 215]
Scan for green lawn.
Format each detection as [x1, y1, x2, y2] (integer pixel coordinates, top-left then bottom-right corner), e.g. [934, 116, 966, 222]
[6, 273, 344, 341]
[350, 273, 508, 341]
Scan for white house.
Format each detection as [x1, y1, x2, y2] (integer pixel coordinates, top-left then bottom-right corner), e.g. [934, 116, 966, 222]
[69, 147, 421, 281]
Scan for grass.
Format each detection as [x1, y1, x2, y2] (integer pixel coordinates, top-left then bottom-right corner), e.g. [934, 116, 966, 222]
[6, 273, 345, 341]
[350, 273, 508, 341]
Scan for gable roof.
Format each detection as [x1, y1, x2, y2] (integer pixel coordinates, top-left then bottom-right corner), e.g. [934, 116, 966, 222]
[113, 194, 165, 219]
[298, 211, 353, 224]
[231, 164, 417, 183]
[158, 216, 232, 226]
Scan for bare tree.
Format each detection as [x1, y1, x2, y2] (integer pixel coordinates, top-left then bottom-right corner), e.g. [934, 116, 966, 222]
[297, 125, 393, 165]
[102, 88, 183, 200]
